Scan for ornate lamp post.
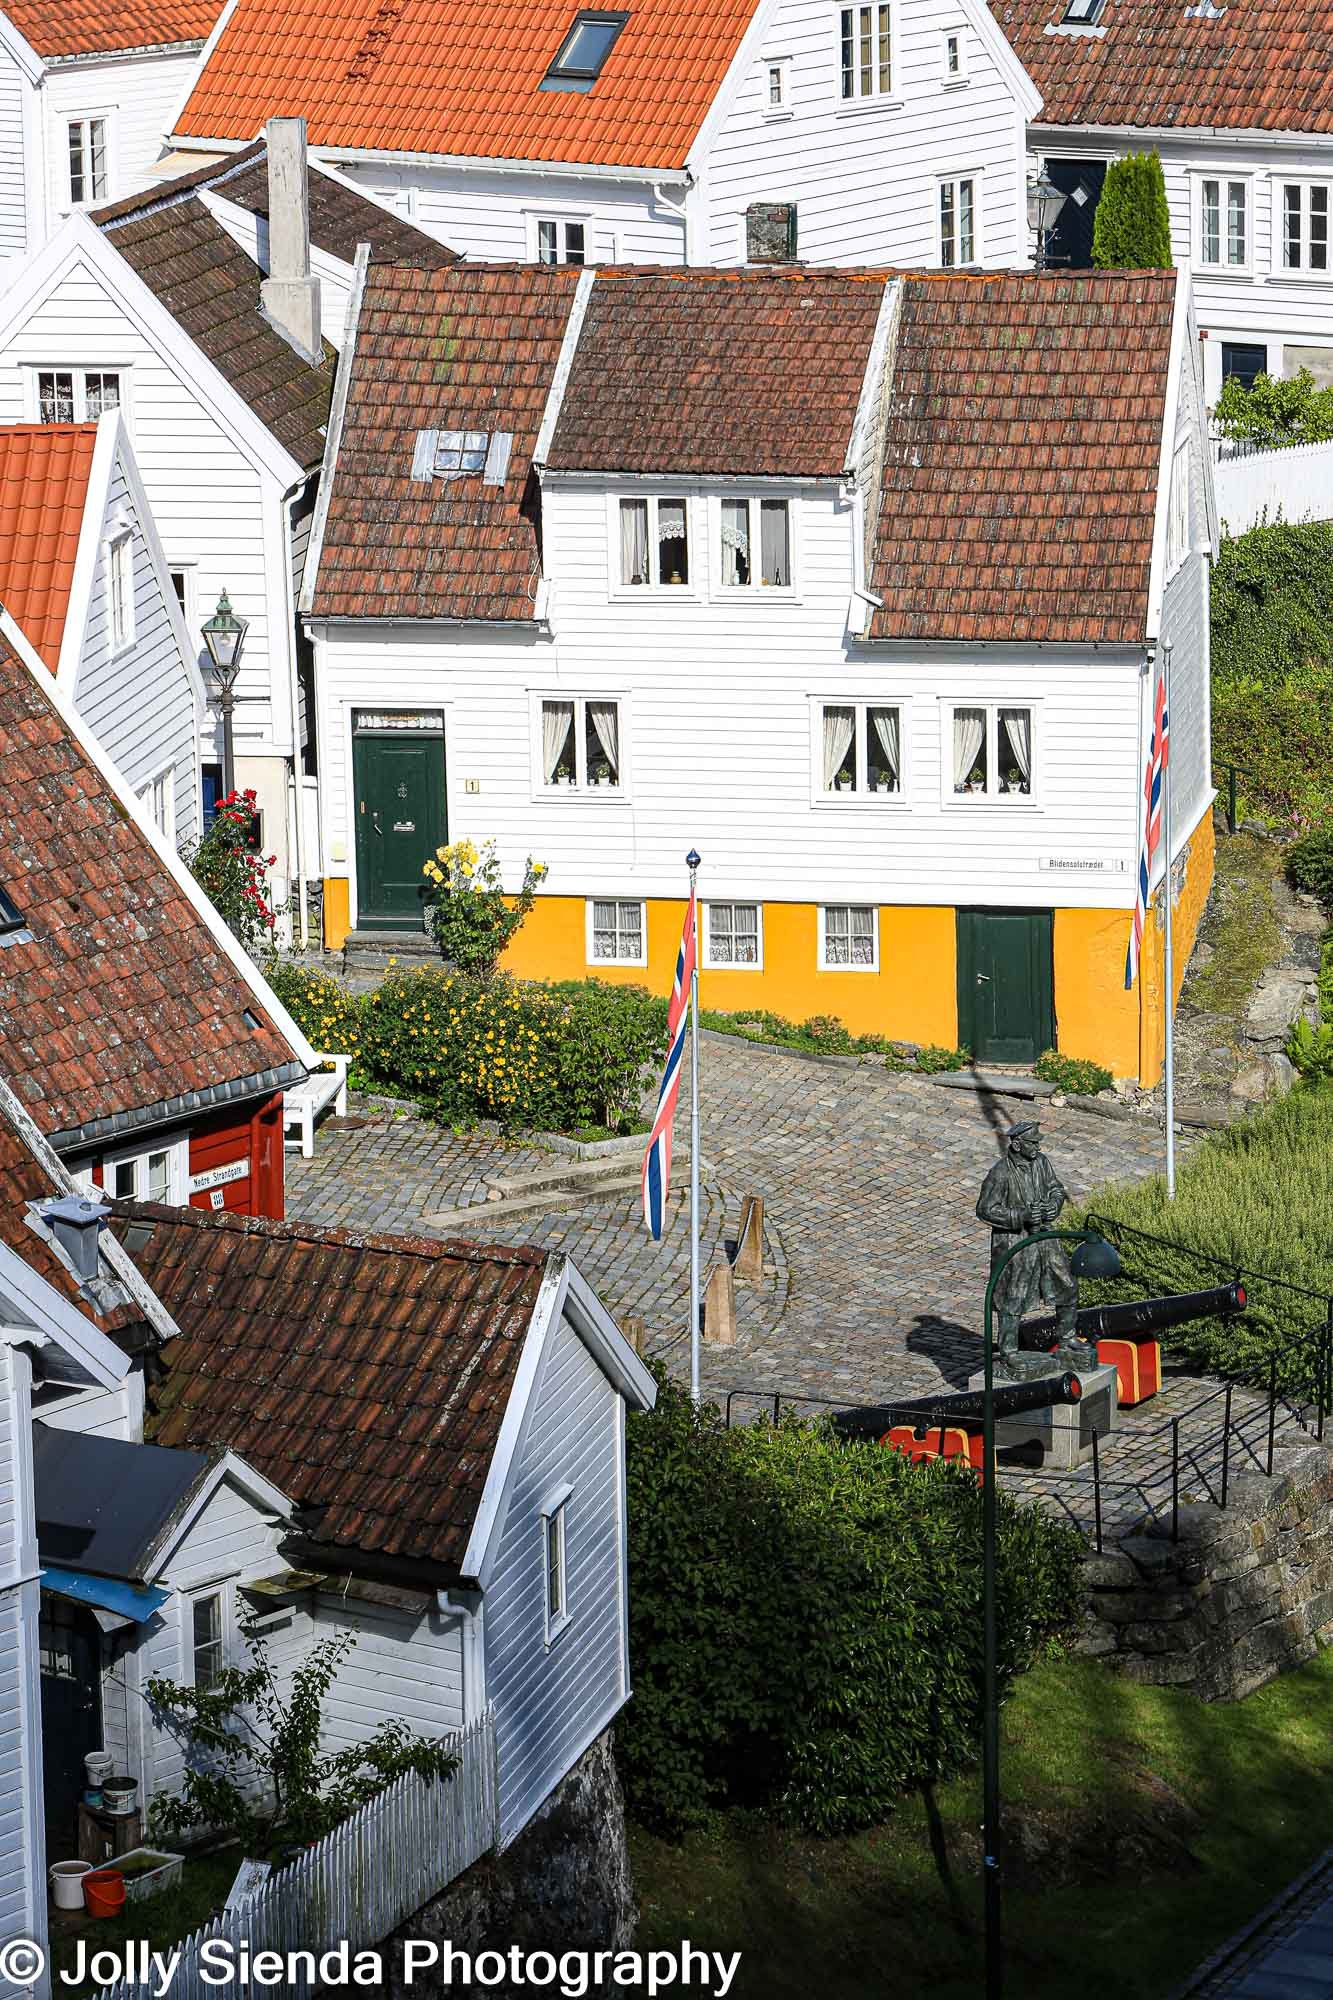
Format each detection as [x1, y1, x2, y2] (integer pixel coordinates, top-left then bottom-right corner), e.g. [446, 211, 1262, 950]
[980, 1225, 1120, 1999]
[201, 590, 248, 801]
[1026, 169, 1069, 272]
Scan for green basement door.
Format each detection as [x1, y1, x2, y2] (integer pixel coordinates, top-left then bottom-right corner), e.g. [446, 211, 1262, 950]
[956, 909, 1055, 1065]
[352, 724, 447, 930]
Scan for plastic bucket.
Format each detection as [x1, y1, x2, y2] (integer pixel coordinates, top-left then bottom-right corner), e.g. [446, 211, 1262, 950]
[83, 1870, 126, 1919]
[102, 1776, 137, 1816]
[84, 1751, 114, 1786]
[49, 1861, 93, 1911]
[83, 1789, 103, 1809]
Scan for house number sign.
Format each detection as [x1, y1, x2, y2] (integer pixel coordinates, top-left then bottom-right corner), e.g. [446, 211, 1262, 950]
[393, 820, 416, 833]
[189, 1159, 249, 1193]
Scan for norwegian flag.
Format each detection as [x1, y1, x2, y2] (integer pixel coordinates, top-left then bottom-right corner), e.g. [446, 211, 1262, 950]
[642, 887, 697, 1240]
[1125, 666, 1170, 990]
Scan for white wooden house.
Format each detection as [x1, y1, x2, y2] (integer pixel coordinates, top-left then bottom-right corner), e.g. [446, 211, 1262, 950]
[0, 411, 204, 847]
[999, 0, 1333, 402]
[302, 260, 1215, 1086]
[168, 0, 1041, 272]
[0, 1, 221, 263]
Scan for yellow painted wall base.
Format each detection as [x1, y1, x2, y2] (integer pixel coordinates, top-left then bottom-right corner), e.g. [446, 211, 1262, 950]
[1053, 908, 1140, 1081]
[323, 877, 351, 951]
[1137, 811, 1216, 1090]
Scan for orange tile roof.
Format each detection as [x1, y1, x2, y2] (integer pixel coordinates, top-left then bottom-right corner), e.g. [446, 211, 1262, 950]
[6, 1, 220, 57]
[0, 424, 99, 670]
[175, 0, 761, 171]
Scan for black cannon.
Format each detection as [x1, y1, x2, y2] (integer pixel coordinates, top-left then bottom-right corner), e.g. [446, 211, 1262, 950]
[1018, 1281, 1247, 1353]
[832, 1371, 1082, 1443]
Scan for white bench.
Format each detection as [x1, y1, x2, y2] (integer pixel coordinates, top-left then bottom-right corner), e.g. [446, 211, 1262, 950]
[283, 1053, 350, 1158]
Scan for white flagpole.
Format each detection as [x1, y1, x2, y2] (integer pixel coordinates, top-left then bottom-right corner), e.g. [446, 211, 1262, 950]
[687, 849, 702, 1403]
[1162, 640, 1176, 1200]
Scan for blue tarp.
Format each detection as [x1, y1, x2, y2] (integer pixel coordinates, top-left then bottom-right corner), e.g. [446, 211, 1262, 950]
[40, 1567, 169, 1623]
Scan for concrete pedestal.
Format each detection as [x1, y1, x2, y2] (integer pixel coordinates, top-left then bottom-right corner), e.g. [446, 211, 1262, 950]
[967, 1360, 1120, 1471]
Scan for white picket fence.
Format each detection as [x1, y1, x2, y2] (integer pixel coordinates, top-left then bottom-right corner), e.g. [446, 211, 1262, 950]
[1212, 432, 1333, 532]
[93, 1709, 499, 1999]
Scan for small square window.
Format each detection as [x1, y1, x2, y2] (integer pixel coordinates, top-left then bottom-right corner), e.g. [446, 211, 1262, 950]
[536, 217, 587, 265]
[821, 905, 877, 969]
[434, 429, 489, 475]
[590, 898, 645, 963]
[949, 702, 1033, 797]
[36, 367, 120, 424]
[818, 701, 902, 795]
[1060, 0, 1102, 20]
[763, 57, 791, 112]
[543, 11, 627, 87]
[192, 1592, 224, 1689]
[706, 902, 762, 967]
[540, 696, 622, 790]
[38, 371, 74, 424]
[942, 28, 966, 77]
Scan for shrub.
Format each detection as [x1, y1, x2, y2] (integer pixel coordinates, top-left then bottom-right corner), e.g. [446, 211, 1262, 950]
[915, 1044, 971, 1073]
[620, 1371, 1082, 1836]
[1092, 152, 1172, 270]
[361, 970, 562, 1129]
[1034, 1050, 1114, 1095]
[266, 964, 365, 1062]
[547, 980, 668, 1131]
[1287, 828, 1333, 908]
[422, 838, 546, 976]
[188, 789, 278, 956]
[1286, 1017, 1333, 1085]
[1214, 368, 1333, 451]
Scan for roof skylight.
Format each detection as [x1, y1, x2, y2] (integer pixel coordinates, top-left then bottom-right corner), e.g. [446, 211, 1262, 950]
[541, 11, 628, 91]
[0, 885, 26, 941]
[1060, 0, 1104, 19]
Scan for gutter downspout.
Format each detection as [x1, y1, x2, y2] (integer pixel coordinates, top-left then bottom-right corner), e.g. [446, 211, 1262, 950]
[652, 178, 691, 264]
[282, 477, 312, 950]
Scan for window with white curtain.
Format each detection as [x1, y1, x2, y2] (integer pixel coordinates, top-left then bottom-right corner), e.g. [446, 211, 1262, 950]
[588, 898, 646, 963]
[706, 902, 762, 967]
[817, 699, 902, 795]
[820, 904, 878, 969]
[538, 695, 622, 791]
[939, 176, 977, 266]
[618, 497, 689, 587]
[719, 497, 792, 588]
[36, 367, 120, 423]
[948, 701, 1033, 797]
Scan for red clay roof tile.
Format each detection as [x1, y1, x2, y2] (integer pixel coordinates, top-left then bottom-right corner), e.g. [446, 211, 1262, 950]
[7, 1, 219, 56]
[0, 425, 98, 671]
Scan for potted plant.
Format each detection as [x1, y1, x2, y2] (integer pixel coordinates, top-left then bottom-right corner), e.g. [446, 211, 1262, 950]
[590, 759, 612, 788]
[835, 769, 854, 793]
[875, 774, 896, 794]
[967, 765, 985, 794]
[555, 765, 575, 788]
[1000, 766, 1028, 795]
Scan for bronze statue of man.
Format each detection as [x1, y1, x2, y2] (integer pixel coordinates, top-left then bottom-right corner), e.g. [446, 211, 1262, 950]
[976, 1121, 1079, 1378]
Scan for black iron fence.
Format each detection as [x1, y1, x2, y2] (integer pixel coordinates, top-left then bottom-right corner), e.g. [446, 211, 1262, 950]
[1213, 762, 1254, 835]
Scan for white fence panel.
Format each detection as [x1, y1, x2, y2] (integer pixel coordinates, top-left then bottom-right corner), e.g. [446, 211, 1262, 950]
[1213, 435, 1333, 532]
[92, 1709, 499, 1998]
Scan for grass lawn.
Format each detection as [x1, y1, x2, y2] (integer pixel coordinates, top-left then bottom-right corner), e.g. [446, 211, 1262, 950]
[49, 1849, 239, 1995]
[632, 1650, 1333, 1999]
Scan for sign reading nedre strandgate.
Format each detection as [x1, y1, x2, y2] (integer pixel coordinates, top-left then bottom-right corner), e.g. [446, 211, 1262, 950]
[189, 1159, 249, 1195]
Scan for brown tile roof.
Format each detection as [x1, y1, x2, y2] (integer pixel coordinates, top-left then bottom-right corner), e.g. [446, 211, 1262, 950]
[308, 262, 581, 622]
[868, 269, 1177, 645]
[993, 0, 1333, 134]
[547, 269, 888, 476]
[7, 0, 218, 57]
[0, 1092, 149, 1337]
[124, 1201, 549, 1577]
[0, 636, 303, 1149]
[0, 425, 99, 670]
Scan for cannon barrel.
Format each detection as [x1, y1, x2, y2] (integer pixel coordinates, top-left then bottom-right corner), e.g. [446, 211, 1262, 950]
[833, 1372, 1082, 1441]
[1018, 1281, 1247, 1352]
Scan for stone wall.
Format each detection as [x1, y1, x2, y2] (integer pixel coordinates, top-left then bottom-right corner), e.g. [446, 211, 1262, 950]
[1079, 1437, 1333, 1699]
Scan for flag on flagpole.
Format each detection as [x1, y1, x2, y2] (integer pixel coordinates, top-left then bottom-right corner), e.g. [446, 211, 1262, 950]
[642, 887, 697, 1240]
[1125, 665, 1170, 991]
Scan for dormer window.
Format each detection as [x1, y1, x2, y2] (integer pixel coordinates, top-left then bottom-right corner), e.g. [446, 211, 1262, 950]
[542, 11, 628, 90]
[1060, 0, 1103, 21]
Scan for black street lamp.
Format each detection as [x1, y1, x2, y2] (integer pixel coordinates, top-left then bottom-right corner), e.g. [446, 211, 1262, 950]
[980, 1225, 1120, 1999]
[1026, 170, 1069, 272]
[201, 589, 248, 800]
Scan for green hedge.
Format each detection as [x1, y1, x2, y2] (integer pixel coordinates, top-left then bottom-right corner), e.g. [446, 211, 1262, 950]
[1091, 153, 1172, 270]
[620, 1371, 1082, 1836]
[700, 1006, 969, 1070]
[1214, 369, 1333, 450]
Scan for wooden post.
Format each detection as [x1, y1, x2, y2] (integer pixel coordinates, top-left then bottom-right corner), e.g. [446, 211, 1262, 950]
[734, 1195, 765, 1281]
[622, 1316, 647, 1357]
[703, 1262, 736, 1345]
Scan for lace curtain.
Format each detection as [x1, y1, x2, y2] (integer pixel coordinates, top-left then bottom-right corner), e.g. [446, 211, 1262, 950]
[823, 705, 855, 789]
[542, 701, 573, 783]
[953, 706, 985, 789]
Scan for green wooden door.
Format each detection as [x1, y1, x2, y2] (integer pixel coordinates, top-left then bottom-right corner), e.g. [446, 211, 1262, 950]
[957, 909, 1054, 1065]
[353, 732, 446, 929]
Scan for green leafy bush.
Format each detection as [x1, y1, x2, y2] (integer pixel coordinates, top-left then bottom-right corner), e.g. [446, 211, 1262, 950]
[1091, 152, 1172, 270]
[698, 1008, 969, 1069]
[422, 837, 546, 976]
[361, 969, 562, 1128]
[1034, 1050, 1114, 1095]
[1287, 828, 1333, 908]
[620, 1370, 1082, 1836]
[1286, 1017, 1333, 1085]
[266, 963, 365, 1062]
[915, 1044, 971, 1073]
[546, 979, 668, 1131]
[187, 789, 278, 957]
[1214, 368, 1333, 451]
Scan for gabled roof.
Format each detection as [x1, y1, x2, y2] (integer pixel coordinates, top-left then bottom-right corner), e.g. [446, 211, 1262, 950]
[0, 634, 304, 1150]
[308, 262, 582, 623]
[34, 1423, 218, 1580]
[0, 425, 98, 670]
[992, 0, 1333, 135]
[548, 269, 888, 476]
[122, 1199, 552, 1577]
[868, 269, 1178, 645]
[173, 0, 761, 171]
[4, 1, 219, 59]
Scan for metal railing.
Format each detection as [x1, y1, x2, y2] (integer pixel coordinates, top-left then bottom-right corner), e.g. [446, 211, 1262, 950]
[1213, 762, 1254, 834]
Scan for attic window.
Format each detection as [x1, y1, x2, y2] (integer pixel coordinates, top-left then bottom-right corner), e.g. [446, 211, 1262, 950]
[542, 11, 628, 90]
[435, 430, 489, 475]
[1059, 0, 1103, 19]
[0, 885, 25, 940]
[411, 429, 515, 485]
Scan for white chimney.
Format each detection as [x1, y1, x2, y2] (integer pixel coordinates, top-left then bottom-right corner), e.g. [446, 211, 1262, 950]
[260, 116, 322, 364]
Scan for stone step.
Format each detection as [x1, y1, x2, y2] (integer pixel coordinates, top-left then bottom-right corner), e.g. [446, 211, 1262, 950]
[421, 1148, 711, 1230]
[341, 930, 439, 977]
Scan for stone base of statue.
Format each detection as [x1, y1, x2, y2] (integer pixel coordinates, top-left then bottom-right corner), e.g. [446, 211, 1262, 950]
[968, 1356, 1120, 1471]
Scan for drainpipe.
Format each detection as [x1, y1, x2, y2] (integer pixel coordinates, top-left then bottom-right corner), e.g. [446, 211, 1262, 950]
[283, 479, 311, 950]
[652, 179, 691, 264]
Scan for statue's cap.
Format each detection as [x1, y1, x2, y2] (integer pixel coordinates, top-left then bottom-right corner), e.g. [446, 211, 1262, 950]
[1008, 1120, 1041, 1140]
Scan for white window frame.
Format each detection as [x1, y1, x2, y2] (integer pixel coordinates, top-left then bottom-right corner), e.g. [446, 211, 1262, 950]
[531, 692, 629, 798]
[137, 764, 176, 845]
[762, 55, 793, 116]
[809, 696, 908, 805]
[66, 112, 112, 208]
[836, 1, 898, 107]
[189, 1584, 229, 1689]
[713, 494, 798, 595]
[29, 365, 127, 425]
[540, 1483, 574, 1645]
[818, 904, 880, 972]
[1276, 178, 1333, 276]
[941, 27, 968, 82]
[1194, 173, 1251, 275]
[529, 212, 591, 265]
[609, 493, 697, 597]
[100, 1134, 189, 1204]
[704, 901, 764, 969]
[107, 528, 134, 654]
[1166, 438, 1191, 577]
[585, 897, 648, 967]
[938, 172, 981, 268]
[167, 559, 198, 638]
[940, 698, 1040, 805]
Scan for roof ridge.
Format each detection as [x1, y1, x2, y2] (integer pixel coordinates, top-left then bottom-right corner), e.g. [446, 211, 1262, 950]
[115, 1197, 549, 1267]
[96, 144, 268, 232]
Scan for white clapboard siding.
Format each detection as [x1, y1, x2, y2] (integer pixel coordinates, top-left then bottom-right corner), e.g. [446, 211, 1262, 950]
[42, 51, 200, 227]
[310, 1595, 466, 1753]
[27, 1378, 139, 1441]
[339, 160, 686, 265]
[0, 47, 26, 265]
[75, 436, 202, 845]
[704, 0, 1027, 266]
[0, 1348, 43, 1998]
[1161, 363, 1213, 848]
[0, 1351, 15, 1583]
[483, 1310, 626, 1847]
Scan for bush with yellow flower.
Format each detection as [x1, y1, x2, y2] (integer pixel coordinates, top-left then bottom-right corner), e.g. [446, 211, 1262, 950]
[422, 838, 547, 977]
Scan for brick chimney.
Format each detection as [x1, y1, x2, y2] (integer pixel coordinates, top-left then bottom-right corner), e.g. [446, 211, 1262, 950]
[260, 116, 322, 364]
